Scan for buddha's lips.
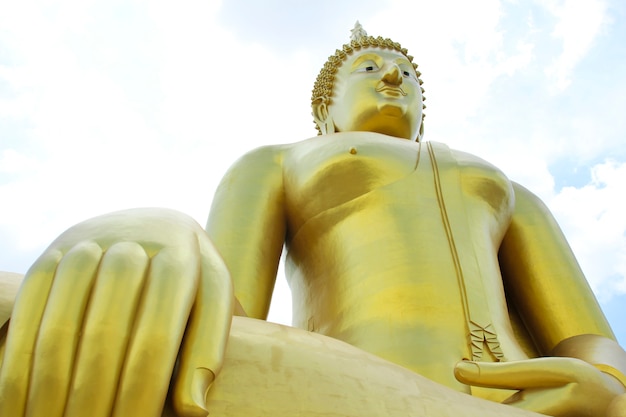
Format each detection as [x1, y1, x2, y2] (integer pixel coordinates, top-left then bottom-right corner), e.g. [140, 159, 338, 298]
[376, 84, 407, 96]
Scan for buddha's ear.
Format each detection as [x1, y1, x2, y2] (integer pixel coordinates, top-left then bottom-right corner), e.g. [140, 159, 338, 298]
[312, 97, 334, 135]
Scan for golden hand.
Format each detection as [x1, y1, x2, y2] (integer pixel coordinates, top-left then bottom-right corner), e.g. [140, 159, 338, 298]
[0, 208, 233, 417]
[455, 357, 626, 417]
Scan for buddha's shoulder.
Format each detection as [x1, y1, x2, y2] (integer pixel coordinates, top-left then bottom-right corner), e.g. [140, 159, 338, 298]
[226, 144, 291, 172]
[225, 133, 412, 176]
[427, 142, 499, 170]
[426, 142, 514, 201]
[427, 142, 509, 178]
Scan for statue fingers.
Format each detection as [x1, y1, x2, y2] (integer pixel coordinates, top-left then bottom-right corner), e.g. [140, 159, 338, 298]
[0, 249, 63, 417]
[111, 245, 199, 417]
[454, 357, 589, 390]
[455, 359, 610, 416]
[63, 241, 150, 417]
[172, 236, 233, 417]
[25, 241, 103, 417]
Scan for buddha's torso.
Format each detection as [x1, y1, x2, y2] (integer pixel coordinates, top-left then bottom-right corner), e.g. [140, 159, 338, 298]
[280, 132, 532, 392]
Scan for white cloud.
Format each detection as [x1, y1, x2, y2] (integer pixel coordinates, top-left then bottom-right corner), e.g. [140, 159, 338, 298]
[0, 149, 38, 174]
[548, 160, 626, 300]
[541, 0, 609, 91]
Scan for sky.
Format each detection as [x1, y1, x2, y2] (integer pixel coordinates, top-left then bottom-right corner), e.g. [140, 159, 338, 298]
[1, 0, 625, 346]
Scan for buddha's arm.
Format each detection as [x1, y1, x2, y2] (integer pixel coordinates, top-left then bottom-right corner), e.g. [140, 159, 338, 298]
[498, 182, 616, 354]
[206, 145, 286, 320]
[472, 182, 626, 415]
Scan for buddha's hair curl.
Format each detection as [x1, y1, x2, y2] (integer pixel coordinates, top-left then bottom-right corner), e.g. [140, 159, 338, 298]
[311, 34, 426, 137]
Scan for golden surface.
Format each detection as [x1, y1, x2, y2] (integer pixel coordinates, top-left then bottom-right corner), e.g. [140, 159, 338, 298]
[161, 317, 545, 417]
[1, 24, 626, 417]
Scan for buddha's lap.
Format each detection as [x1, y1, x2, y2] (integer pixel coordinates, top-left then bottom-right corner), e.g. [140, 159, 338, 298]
[162, 316, 544, 417]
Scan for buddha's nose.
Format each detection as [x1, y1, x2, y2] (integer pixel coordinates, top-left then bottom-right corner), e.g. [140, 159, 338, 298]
[382, 64, 402, 85]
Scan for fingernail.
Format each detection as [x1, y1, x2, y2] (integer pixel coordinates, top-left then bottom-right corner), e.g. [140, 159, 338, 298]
[455, 361, 481, 379]
[192, 367, 215, 412]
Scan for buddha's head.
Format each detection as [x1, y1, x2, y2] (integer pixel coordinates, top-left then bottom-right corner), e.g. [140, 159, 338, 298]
[311, 22, 425, 142]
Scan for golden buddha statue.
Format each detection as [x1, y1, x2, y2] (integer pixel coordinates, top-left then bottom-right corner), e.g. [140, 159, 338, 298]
[1, 22, 625, 417]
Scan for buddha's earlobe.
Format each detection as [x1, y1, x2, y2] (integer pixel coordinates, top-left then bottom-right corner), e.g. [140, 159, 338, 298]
[324, 118, 336, 134]
[312, 97, 332, 135]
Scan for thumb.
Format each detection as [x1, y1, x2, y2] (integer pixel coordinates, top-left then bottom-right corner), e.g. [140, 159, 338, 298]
[455, 357, 583, 390]
[172, 237, 234, 416]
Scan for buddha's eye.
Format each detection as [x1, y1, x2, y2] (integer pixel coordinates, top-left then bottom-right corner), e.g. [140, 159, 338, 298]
[354, 61, 379, 73]
[402, 70, 411, 77]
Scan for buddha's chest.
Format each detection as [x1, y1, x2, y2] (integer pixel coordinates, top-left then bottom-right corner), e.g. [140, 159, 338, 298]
[282, 133, 419, 226]
[282, 135, 514, 238]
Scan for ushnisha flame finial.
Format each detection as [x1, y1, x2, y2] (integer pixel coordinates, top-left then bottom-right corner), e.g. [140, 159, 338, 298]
[350, 21, 368, 42]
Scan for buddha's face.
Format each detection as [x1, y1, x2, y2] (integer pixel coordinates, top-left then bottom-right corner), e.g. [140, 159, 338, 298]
[324, 48, 423, 141]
